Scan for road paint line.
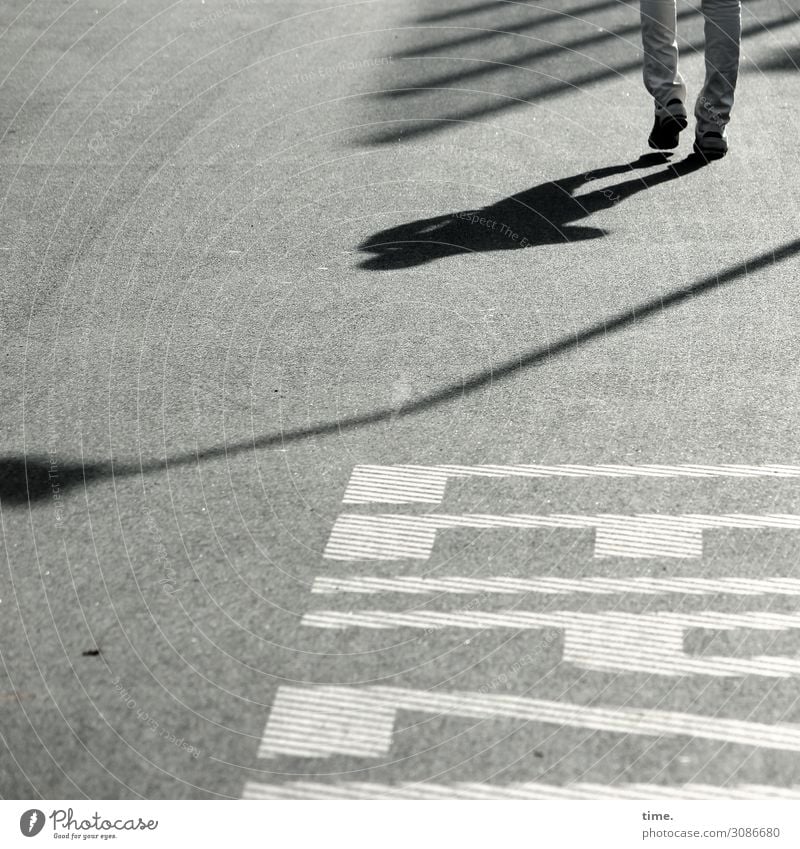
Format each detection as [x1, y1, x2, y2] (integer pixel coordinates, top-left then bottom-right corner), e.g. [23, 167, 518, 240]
[242, 781, 800, 800]
[312, 576, 800, 596]
[594, 517, 703, 557]
[343, 464, 800, 504]
[301, 610, 800, 677]
[258, 686, 800, 758]
[302, 611, 800, 631]
[257, 687, 396, 759]
[324, 513, 800, 561]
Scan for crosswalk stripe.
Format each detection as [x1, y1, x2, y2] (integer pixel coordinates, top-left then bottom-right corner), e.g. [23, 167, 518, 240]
[312, 576, 800, 596]
[324, 513, 800, 560]
[303, 610, 800, 631]
[343, 464, 800, 504]
[259, 686, 800, 758]
[243, 781, 800, 800]
[301, 611, 800, 677]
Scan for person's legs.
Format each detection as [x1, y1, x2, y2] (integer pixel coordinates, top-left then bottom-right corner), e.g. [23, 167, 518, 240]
[694, 0, 741, 138]
[640, 0, 687, 114]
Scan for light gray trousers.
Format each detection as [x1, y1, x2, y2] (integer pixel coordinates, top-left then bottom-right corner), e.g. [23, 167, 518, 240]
[640, 0, 742, 135]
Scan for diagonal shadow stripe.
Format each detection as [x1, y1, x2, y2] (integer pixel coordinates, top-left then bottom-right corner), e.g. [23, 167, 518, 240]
[388, 7, 699, 90]
[2, 236, 798, 505]
[418, 0, 625, 26]
[362, 11, 800, 144]
[396, 0, 649, 59]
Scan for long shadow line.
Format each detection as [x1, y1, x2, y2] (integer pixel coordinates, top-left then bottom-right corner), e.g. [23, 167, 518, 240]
[754, 43, 800, 71]
[393, 3, 696, 62]
[2, 238, 798, 505]
[418, 0, 623, 26]
[363, 12, 799, 143]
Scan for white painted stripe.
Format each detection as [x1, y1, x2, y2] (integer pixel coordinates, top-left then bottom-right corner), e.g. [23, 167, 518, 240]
[312, 576, 800, 596]
[258, 686, 800, 758]
[302, 611, 800, 631]
[258, 687, 397, 759]
[243, 781, 800, 800]
[301, 610, 800, 677]
[344, 466, 450, 504]
[595, 517, 703, 557]
[343, 464, 800, 504]
[324, 513, 800, 561]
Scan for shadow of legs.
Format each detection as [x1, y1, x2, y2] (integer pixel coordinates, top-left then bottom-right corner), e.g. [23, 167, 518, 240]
[358, 153, 702, 270]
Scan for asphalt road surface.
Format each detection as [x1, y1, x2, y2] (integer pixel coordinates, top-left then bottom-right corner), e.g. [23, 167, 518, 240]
[2, 0, 800, 800]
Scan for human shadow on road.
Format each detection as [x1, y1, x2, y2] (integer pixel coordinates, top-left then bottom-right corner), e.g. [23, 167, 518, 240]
[3, 232, 800, 505]
[359, 153, 703, 269]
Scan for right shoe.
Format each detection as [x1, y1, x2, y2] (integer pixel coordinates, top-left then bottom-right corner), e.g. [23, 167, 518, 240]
[693, 130, 728, 160]
[648, 98, 688, 150]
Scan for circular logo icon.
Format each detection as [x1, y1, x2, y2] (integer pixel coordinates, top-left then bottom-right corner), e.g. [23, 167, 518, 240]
[19, 810, 45, 837]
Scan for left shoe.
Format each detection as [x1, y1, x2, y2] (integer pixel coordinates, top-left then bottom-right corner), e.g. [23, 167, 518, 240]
[648, 98, 688, 150]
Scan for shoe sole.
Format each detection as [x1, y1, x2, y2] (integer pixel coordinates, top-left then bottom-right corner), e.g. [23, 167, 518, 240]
[692, 140, 728, 160]
[648, 114, 688, 150]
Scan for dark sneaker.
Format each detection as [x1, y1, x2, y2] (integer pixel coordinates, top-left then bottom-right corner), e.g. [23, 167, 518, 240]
[693, 131, 728, 160]
[648, 98, 688, 150]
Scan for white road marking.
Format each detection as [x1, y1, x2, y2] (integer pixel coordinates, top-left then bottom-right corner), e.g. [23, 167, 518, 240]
[303, 610, 800, 630]
[343, 464, 800, 504]
[258, 686, 800, 758]
[312, 576, 800, 596]
[243, 781, 800, 800]
[301, 611, 800, 677]
[251, 464, 800, 795]
[324, 513, 800, 560]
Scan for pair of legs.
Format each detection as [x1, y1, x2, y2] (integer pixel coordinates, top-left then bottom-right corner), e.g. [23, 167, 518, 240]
[640, 0, 741, 154]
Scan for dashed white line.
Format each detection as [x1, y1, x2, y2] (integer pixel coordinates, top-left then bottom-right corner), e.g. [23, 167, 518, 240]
[301, 611, 800, 677]
[258, 686, 800, 758]
[324, 513, 800, 560]
[343, 464, 800, 504]
[243, 781, 800, 800]
[312, 576, 800, 596]
[303, 610, 800, 631]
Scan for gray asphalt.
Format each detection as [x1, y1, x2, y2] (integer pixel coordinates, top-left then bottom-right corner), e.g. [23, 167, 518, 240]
[1, 0, 799, 800]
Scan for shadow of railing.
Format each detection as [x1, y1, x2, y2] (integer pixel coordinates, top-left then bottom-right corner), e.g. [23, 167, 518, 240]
[402, 0, 638, 56]
[4, 231, 799, 506]
[749, 43, 800, 71]
[360, 0, 798, 144]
